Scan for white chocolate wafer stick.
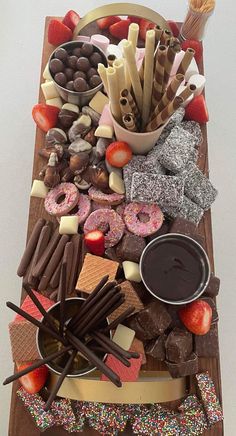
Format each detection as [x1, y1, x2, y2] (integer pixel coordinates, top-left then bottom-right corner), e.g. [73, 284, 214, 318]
[97, 63, 108, 95]
[113, 59, 126, 96]
[122, 40, 143, 112]
[106, 67, 121, 122]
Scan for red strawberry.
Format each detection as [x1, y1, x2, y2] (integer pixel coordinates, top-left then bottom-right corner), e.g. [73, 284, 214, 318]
[18, 363, 48, 394]
[97, 16, 121, 30]
[106, 141, 132, 168]
[62, 10, 80, 31]
[167, 20, 179, 37]
[128, 16, 141, 25]
[179, 300, 212, 335]
[109, 19, 131, 40]
[185, 95, 209, 123]
[181, 39, 203, 64]
[139, 19, 155, 41]
[32, 104, 60, 132]
[84, 230, 105, 256]
[48, 19, 72, 46]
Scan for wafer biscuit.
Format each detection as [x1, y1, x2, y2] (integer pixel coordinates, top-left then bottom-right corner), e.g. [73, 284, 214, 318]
[108, 281, 144, 322]
[76, 254, 119, 293]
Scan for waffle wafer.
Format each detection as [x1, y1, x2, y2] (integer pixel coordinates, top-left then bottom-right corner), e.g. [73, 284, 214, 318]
[108, 281, 144, 322]
[76, 254, 119, 293]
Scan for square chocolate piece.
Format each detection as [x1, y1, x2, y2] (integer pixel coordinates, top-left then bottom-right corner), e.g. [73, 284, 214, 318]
[116, 233, 146, 263]
[170, 217, 197, 236]
[204, 274, 220, 297]
[194, 324, 219, 357]
[166, 352, 198, 378]
[133, 301, 172, 340]
[165, 328, 193, 363]
[145, 334, 167, 360]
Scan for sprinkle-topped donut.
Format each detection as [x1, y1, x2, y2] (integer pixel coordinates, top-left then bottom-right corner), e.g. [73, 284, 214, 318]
[88, 186, 124, 206]
[68, 194, 91, 224]
[124, 203, 164, 237]
[84, 209, 125, 247]
[44, 182, 79, 217]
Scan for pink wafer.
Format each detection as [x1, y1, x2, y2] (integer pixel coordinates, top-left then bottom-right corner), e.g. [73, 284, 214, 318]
[101, 354, 142, 382]
[88, 186, 124, 206]
[84, 209, 125, 248]
[124, 203, 164, 237]
[45, 183, 79, 217]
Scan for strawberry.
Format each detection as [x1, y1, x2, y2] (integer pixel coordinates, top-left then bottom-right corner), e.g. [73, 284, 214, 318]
[128, 16, 141, 25]
[109, 19, 131, 40]
[48, 19, 72, 46]
[106, 141, 132, 168]
[62, 10, 80, 31]
[32, 104, 60, 133]
[84, 230, 105, 256]
[179, 300, 212, 335]
[167, 20, 179, 37]
[185, 95, 209, 123]
[181, 39, 203, 64]
[97, 16, 121, 30]
[139, 19, 155, 41]
[18, 363, 48, 394]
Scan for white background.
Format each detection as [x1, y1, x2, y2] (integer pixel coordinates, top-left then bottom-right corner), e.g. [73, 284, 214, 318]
[0, 0, 236, 434]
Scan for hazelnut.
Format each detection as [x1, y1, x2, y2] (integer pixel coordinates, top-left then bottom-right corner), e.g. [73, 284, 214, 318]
[69, 153, 89, 174]
[83, 127, 97, 146]
[61, 167, 74, 182]
[89, 166, 110, 193]
[74, 175, 91, 190]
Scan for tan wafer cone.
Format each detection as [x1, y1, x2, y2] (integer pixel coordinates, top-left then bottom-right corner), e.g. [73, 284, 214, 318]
[113, 59, 126, 95]
[122, 40, 143, 112]
[162, 37, 181, 92]
[146, 96, 184, 132]
[177, 48, 195, 75]
[141, 29, 155, 129]
[160, 29, 172, 46]
[152, 45, 168, 109]
[106, 67, 121, 122]
[97, 63, 108, 94]
[179, 83, 196, 102]
[152, 73, 184, 118]
[121, 89, 139, 119]
[123, 113, 138, 132]
[107, 54, 116, 67]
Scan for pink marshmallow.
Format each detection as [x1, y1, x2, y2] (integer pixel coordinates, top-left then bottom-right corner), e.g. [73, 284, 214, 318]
[90, 34, 110, 52]
[75, 35, 91, 43]
[170, 50, 186, 76]
[99, 104, 114, 127]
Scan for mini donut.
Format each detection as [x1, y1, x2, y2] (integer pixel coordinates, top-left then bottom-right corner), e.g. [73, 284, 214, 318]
[115, 202, 126, 218]
[44, 182, 79, 217]
[84, 209, 125, 248]
[124, 203, 164, 237]
[68, 194, 91, 224]
[88, 186, 124, 206]
[91, 201, 112, 212]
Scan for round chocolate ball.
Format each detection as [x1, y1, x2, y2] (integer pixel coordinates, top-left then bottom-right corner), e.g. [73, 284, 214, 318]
[54, 48, 68, 62]
[89, 75, 102, 88]
[67, 55, 78, 69]
[74, 77, 89, 92]
[72, 47, 82, 57]
[81, 43, 94, 57]
[76, 57, 91, 72]
[54, 72, 67, 87]
[66, 81, 75, 91]
[64, 67, 74, 81]
[73, 70, 87, 80]
[50, 58, 64, 74]
[90, 52, 102, 67]
[87, 67, 97, 80]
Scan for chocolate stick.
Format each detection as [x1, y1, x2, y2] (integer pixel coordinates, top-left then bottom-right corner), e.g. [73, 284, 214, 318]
[90, 334, 131, 367]
[50, 259, 62, 289]
[3, 345, 72, 385]
[97, 295, 126, 328]
[6, 302, 67, 345]
[28, 224, 52, 287]
[44, 349, 77, 411]
[64, 241, 74, 294]
[17, 219, 46, 277]
[94, 331, 140, 359]
[68, 234, 81, 294]
[59, 262, 67, 336]
[23, 285, 58, 333]
[102, 306, 135, 333]
[66, 331, 121, 387]
[32, 228, 61, 278]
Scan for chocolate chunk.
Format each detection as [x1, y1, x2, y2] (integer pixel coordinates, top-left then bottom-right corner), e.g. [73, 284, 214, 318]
[76, 57, 91, 72]
[87, 67, 98, 80]
[73, 71, 87, 80]
[170, 217, 197, 236]
[105, 247, 120, 262]
[204, 274, 220, 297]
[165, 328, 193, 363]
[54, 72, 67, 87]
[194, 324, 219, 357]
[74, 77, 89, 92]
[167, 304, 184, 328]
[116, 233, 146, 263]
[145, 334, 167, 360]
[201, 297, 218, 323]
[125, 315, 147, 341]
[64, 67, 74, 81]
[89, 75, 102, 88]
[72, 47, 82, 57]
[90, 52, 102, 67]
[166, 352, 198, 378]
[66, 81, 75, 91]
[67, 55, 78, 69]
[54, 47, 68, 61]
[50, 58, 64, 74]
[81, 43, 94, 57]
[58, 109, 78, 129]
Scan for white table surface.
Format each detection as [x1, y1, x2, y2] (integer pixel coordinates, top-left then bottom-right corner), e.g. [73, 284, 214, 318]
[0, 0, 236, 434]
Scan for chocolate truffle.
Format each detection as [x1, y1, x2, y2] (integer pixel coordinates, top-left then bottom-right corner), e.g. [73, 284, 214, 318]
[145, 335, 167, 360]
[74, 71, 87, 80]
[54, 47, 68, 61]
[81, 43, 94, 57]
[64, 68, 74, 81]
[116, 233, 146, 263]
[66, 81, 75, 91]
[76, 57, 91, 72]
[166, 353, 198, 378]
[74, 77, 89, 92]
[90, 52, 102, 67]
[54, 72, 67, 87]
[89, 75, 102, 88]
[50, 58, 64, 74]
[165, 328, 193, 363]
[72, 47, 82, 57]
[58, 109, 79, 129]
[67, 55, 79, 69]
[87, 67, 98, 80]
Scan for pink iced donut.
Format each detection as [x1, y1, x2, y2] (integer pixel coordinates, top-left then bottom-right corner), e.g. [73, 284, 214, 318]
[44, 183, 79, 217]
[88, 186, 124, 206]
[68, 194, 91, 224]
[115, 202, 127, 218]
[84, 209, 125, 247]
[91, 201, 112, 211]
[124, 203, 164, 237]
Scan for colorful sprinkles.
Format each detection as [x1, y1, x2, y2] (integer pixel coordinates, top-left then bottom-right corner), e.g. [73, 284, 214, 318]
[196, 372, 223, 426]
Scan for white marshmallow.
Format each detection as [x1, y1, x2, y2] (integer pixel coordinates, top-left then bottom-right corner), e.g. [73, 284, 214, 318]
[41, 81, 59, 100]
[106, 44, 122, 59]
[188, 74, 206, 96]
[170, 50, 186, 76]
[185, 57, 199, 82]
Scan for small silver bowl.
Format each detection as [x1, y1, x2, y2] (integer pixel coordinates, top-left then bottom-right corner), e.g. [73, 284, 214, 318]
[49, 41, 107, 106]
[140, 233, 211, 305]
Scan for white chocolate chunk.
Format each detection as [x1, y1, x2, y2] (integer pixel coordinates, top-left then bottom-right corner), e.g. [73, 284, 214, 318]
[46, 97, 63, 109]
[62, 103, 80, 113]
[185, 57, 199, 82]
[59, 216, 79, 235]
[109, 172, 125, 194]
[77, 114, 92, 128]
[95, 124, 114, 139]
[105, 160, 122, 177]
[41, 81, 59, 100]
[112, 324, 135, 351]
[89, 91, 109, 114]
[43, 62, 52, 81]
[188, 74, 206, 97]
[122, 261, 141, 283]
[30, 180, 49, 199]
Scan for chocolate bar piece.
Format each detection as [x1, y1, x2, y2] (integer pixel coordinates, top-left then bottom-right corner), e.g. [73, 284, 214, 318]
[195, 324, 219, 357]
[145, 334, 167, 360]
[165, 328, 193, 363]
[163, 195, 204, 225]
[201, 297, 218, 323]
[116, 233, 146, 263]
[167, 304, 185, 328]
[204, 274, 220, 297]
[182, 162, 218, 210]
[170, 217, 197, 236]
[166, 352, 198, 378]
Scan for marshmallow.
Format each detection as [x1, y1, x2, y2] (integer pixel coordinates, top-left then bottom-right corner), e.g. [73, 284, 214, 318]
[46, 97, 63, 109]
[188, 74, 206, 96]
[99, 104, 114, 127]
[170, 50, 186, 76]
[89, 91, 109, 114]
[109, 172, 125, 194]
[112, 324, 135, 351]
[75, 35, 91, 42]
[185, 57, 199, 82]
[106, 44, 122, 59]
[30, 180, 49, 199]
[41, 81, 59, 100]
[90, 34, 110, 52]
[122, 261, 142, 283]
[59, 216, 79, 235]
[95, 124, 114, 139]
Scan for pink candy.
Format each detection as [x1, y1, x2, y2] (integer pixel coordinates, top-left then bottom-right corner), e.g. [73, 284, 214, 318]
[84, 209, 125, 247]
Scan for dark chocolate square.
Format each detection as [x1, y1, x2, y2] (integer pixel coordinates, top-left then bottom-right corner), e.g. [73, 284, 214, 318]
[116, 233, 146, 263]
[170, 217, 197, 236]
[166, 352, 198, 378]
[145, 334, 167, 360]
[165, 328, 193, 363]
[136, 301, 172, 338]
[194, 324, 219, 357]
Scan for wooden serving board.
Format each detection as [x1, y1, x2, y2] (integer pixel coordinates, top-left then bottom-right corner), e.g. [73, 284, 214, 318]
[8, 17, 223, 436]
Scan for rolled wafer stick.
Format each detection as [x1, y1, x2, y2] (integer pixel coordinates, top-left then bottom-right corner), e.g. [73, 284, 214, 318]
[128, 23, 139, 51]
[113, 59, 126, 95]
[152, 45, 168, 109]
[102, 306, 135, 333]
[106, 67, 121, 122]
[154, 24, 163, 46]
[38, 235, 70, 291]
[68, 234, 81, 294]
[28, 224, 52, 287]
[122, 40, 143, 112]
[146, 96, 184, 131]
[119, 97, 133, 118]
[107, 54, 116, 67]
[141, 29, 155, 128]
[90, 334, 131, 367]
[32, 228, 61, 278]
[162, 37, 181, 92]
[179, 83, 197, 102]
[97, 63, 108, 94]
[160, 29, 172, 46]
[121, 89, 139, 119]
[50, 258, 62, 289]
[153, 73, 184, 117]
[17, 219, 46, 277]
[123, 113, 137, 132]
[177, 48, 195, 76]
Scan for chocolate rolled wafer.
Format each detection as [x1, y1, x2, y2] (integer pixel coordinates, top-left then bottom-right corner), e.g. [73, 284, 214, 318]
[153, 74, 184, 116]
[68, 234, 81, 294]
[38, 235, 70, 291]
[107, 54, 116, 67]
[146, 96, 184, 132]
[122, 40, 143, 112]
[160, 29, 172, 46]
[141, 29, 155, 128]
[50, 258, 62, 289]
[163, 37, 181, 92]
[152, 45, 168, 109]
[28, 224, 52, 287]
[119, 97, 133, 117]
[179, 83, 196, 102]
[32, 227, 61, 278]
[17, 218, 46, 277]
[123, 113, 137, 132]
[106, 67, 121, 122]
[121, 89, 139, 119]
[177, 48, 195, 76]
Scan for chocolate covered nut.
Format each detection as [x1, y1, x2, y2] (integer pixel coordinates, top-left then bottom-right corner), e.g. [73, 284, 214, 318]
[90, 52, 102, 67]
[68, 115, 92, 142]
[66, 81, 75, 91]
[76, 57, 91, 72]
[84, 127, 97, 146]
[170, 217, 197, 237]
[69, 138, 92, 155]
[73, 71, 87, 80]
[116, 233, 146, 263]
[82, 105, 101, 125]
[69, 153, 89, 175]
[194, 324, 219, 357]
[81, 43, 94, 57]
[54, 72, 67, 87]
[89, 75, 102, 88]
[165, 328, 193, 363]
[50, 58, 64, 74]
[67, 55, 79, 69]
[204, 274, 220, 297]
[74, 77, 89, 92]
[145, 334, 167, 360]
[54, 47, 68, 61]
[87, 67, 97, 80]
[166, 352, 198, 378]
[72, 47, 82, 57]
[64, 67, 74, 81]
[58, 109, 78, 129]
[45, 128, 67, 147]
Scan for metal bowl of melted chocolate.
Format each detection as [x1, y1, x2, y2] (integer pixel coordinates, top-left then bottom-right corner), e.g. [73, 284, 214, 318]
[140, 233, 211, 305]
